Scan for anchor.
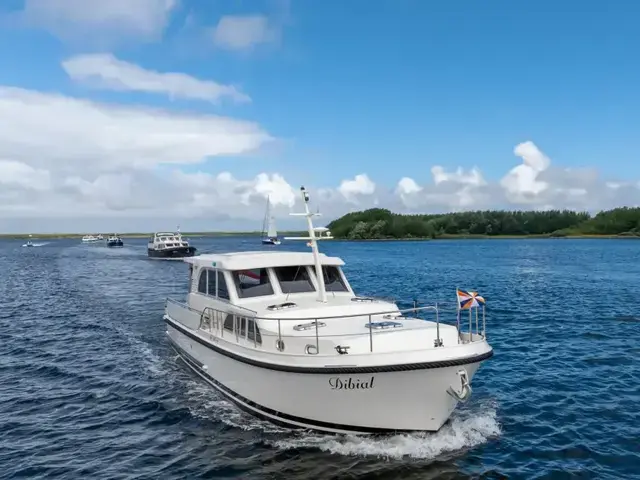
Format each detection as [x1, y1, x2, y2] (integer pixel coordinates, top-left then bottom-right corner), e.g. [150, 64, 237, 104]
[446, 368, 472, 403]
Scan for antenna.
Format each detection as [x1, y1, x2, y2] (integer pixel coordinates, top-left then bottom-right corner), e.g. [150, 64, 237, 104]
[284, 186, 334, 303]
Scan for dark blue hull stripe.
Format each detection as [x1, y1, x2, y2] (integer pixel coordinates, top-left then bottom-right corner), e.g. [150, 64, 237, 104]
[167, 336, 426, 434]
[164, 316, 493, 375]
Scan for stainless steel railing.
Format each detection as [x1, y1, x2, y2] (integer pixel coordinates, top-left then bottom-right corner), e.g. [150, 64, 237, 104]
[165, 297, 486, 356]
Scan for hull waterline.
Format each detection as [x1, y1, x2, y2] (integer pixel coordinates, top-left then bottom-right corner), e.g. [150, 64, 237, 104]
[148, 246, 197, 258]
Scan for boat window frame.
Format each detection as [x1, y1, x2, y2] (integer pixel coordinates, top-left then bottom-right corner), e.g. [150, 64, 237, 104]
[195, 267, 234, 302]
[321, 265, 351, 293]
[197, 268, 207, 294]
[273, 265, 317, 294]
[247, 318, 262, 345]
[231, 267, 276, 299]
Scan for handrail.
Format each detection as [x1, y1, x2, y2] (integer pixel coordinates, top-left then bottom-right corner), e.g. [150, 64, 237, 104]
[165, 297, 486, 355]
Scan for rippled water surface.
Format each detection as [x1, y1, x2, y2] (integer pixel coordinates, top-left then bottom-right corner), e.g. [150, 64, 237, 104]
[1, 237, 639, 479]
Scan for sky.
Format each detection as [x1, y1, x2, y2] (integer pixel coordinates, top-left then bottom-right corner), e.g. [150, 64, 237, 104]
[1, 0, 640, 233]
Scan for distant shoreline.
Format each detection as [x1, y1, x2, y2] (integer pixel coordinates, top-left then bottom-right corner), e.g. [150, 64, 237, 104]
[335, 234, 640, 241]
[0, 231, 306, 240]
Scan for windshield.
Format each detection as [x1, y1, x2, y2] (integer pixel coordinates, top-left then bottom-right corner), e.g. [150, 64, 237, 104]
[274, 266, 315, 293]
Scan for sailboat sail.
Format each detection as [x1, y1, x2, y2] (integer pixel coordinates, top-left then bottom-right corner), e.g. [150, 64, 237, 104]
[261, 197, 280, 244]
[267, 214, 277, 238]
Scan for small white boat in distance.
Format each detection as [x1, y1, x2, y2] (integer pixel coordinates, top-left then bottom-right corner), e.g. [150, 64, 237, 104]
[81, 235, 99, 243]
[163, 186, 493, 434]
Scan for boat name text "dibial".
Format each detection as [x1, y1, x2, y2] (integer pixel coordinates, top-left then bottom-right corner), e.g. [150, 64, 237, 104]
[328, 376, 375, 390]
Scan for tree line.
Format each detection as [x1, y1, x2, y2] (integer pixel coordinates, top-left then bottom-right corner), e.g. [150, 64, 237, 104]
[326, 207, 640, 239]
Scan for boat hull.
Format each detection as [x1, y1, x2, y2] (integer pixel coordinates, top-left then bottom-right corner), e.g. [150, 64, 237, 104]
[106, 240, 123, 247]
[261, 238, 281, 245]
[165, 318, 487, 434]
[148, 246, 197, 258]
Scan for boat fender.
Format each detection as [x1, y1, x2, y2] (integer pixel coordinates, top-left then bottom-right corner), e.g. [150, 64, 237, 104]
[446, 368, 472, 403]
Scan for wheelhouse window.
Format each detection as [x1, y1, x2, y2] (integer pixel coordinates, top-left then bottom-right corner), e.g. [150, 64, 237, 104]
[217, 271, 230, 300]
[198, 269, 207, 294]
[274, 266, 315, 294]
[232, 268, 274, 298]
[207, 269, 216, 296]
[323, 266, 348, 292]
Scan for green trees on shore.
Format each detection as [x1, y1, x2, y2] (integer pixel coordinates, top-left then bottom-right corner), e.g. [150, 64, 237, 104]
[326, 207, 640, 239]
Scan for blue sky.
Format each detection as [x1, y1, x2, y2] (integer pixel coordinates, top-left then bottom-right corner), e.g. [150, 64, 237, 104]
[0, 0, 639, 232]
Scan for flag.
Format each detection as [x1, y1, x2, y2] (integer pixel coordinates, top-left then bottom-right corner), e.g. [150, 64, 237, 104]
[456, 289, 485, 310]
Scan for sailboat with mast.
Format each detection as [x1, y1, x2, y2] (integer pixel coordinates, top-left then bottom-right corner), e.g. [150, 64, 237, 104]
[261, 196, 281, 245]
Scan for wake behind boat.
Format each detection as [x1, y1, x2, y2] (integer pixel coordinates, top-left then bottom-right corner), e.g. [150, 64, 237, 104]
[148, 228, 197, 259]
[163, 187, 493, 434]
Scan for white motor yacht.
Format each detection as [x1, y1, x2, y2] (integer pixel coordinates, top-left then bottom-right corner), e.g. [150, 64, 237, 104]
[148, 228, 197, 259]
[81, 235, 99, 243]
[163, 187, 493, 434]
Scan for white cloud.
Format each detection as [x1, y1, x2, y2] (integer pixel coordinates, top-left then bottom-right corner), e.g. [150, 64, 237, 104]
[500, 141, 550, 202]
[431, 166, 486, 186]
[338, 174, 376, 203]
[212, 15, 277, 50]
[0, 160, 51, 191]
[18, 0, 177, 44]
[62, 54, 250, 104]
[0, 86, 272, 172]
[0, 94, 639, 235]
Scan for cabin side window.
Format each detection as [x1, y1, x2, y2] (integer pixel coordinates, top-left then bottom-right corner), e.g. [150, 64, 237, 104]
[238, 317, 247, 338]
[207, 269, 216, 296]
[232, 268, 274, 298]
[247, 319, 262, 345]
[274, 266, 315, 293]
[223, 314, 234, 332]
[323, 266, 348, 292]
[217, 271, 230, 300]
[198, 269, 207, 294]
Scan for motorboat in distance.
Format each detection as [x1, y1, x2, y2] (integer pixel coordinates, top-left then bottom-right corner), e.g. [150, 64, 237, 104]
[162, 186, 494, 434]
[106, 235, 124, 247]
[148, 230, 197, 259]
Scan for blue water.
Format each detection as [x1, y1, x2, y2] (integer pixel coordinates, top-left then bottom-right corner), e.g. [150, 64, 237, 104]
[1, 237, 639, 479]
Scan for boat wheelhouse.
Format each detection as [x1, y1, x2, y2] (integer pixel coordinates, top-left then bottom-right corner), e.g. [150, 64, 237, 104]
[106, 234, 123, 247]
[148, 229, 197, 259]
[163, 187, 493, 434]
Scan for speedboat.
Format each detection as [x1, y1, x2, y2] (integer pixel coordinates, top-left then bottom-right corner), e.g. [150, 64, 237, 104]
[148, 228, 197, 259]
[106, 234, 123, 247]
[22, 240, 34, 247]
[163, 187, 494, 434]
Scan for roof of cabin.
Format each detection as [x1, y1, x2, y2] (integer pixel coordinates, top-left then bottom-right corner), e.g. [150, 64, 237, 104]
[184, 250, 345, 270]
